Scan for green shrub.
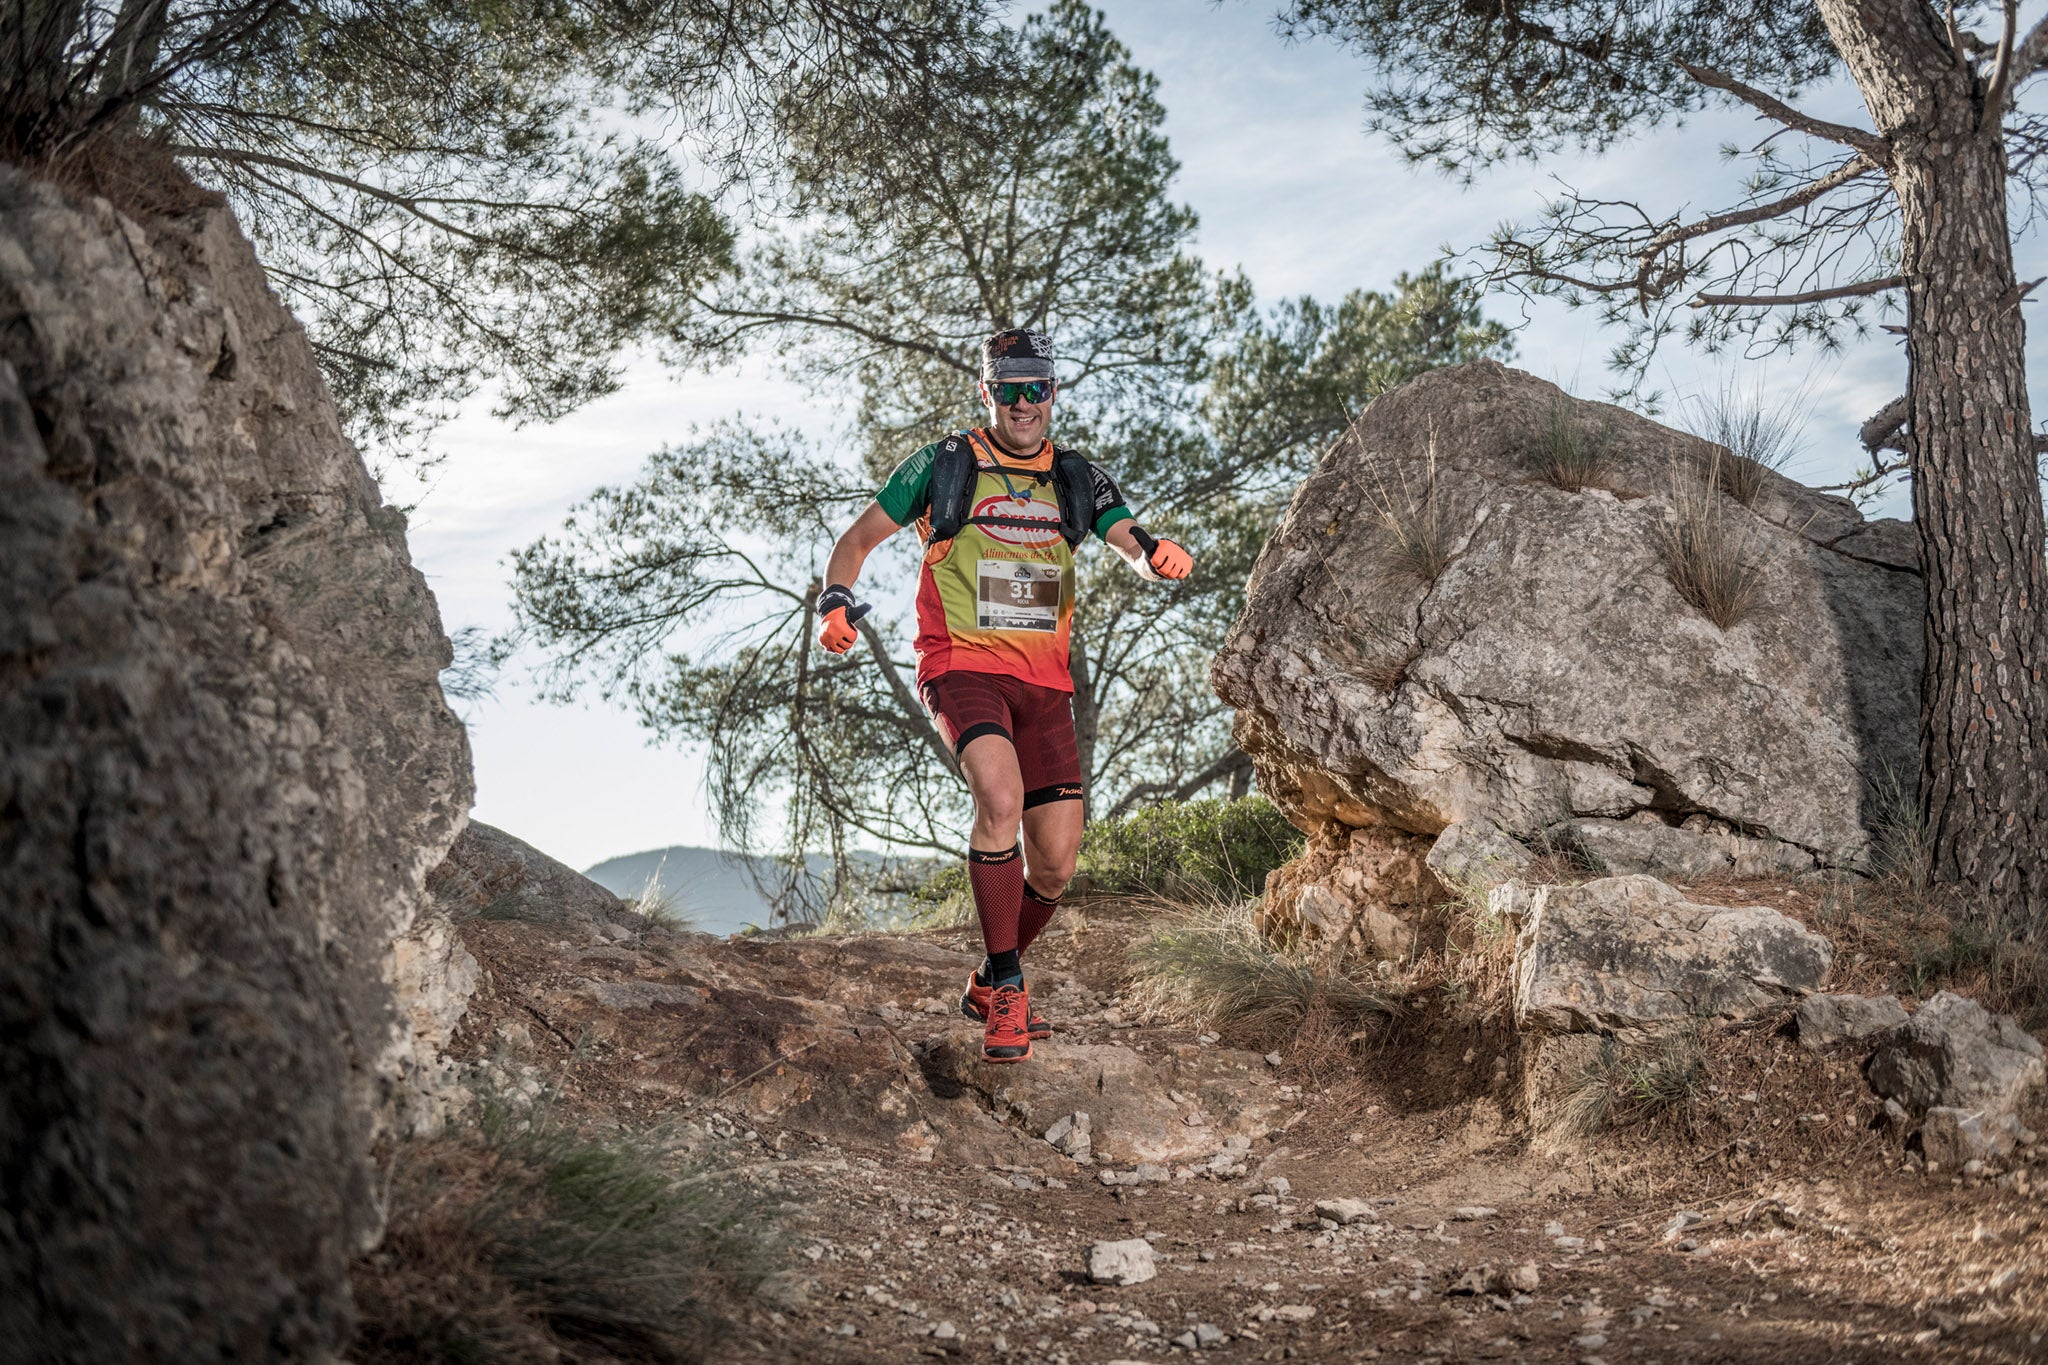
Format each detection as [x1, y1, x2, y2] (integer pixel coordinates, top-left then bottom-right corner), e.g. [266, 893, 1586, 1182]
[902, 861, 974, 929]
[1079, 795, 1303, 899]
[1530, 397, 1612, 492]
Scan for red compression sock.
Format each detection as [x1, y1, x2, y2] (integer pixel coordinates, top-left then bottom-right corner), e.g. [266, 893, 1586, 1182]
[968, 845, 1024, 958]
[1017, 882, 1061, 954]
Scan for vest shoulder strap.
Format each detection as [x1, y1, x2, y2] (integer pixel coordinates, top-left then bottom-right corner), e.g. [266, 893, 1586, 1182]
[924, 433, 977, 543]
[923, 431, 1091, 548]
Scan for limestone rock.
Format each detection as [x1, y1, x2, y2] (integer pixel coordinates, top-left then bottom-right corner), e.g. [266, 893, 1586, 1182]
[1867, 991, 2046, 1118]
[1796, 993, 1909, 1051]
[0, 166, 470, 1356]
[1508, 876, 1831, 1033]
[1044, 1111, 1093, 1159]
[1919, 1105, 2031, 1167]
[426, 819, 628, 926]
[1559, 817, 1816, 880]
[921, 1036, 1288, 1163]
[1314, 1198, 1377, 1226]
[1426, 820, 1534, 888]
[1087, 1238, 1157, 1286]
[1213, 361, 1920, 880]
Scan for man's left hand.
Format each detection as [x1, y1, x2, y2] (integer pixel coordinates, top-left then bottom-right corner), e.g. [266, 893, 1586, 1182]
[1128, 526, 1192, 581]
[1146, 537, 1192, 579]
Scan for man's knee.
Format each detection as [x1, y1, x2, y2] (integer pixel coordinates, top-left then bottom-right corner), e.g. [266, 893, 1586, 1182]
[1028, 852, 1076, 895]
[974, 789, 1024, 837]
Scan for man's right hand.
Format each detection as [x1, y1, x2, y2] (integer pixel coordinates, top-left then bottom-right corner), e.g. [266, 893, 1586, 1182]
[817, 583, 870, 653]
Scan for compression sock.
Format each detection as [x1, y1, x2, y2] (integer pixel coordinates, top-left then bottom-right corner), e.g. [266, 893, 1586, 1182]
[1017, 882, 1062, 955]
[968, 845, 1024, 981]
[983, 947, 1022, 987]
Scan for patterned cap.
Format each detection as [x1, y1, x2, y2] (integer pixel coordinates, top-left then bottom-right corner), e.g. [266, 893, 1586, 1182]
[980, 327, 1056, 382]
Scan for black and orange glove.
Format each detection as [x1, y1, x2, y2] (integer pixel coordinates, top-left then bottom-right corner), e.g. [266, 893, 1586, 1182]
[1128, 527, 1193, 581]
[817, 583, 870, 653]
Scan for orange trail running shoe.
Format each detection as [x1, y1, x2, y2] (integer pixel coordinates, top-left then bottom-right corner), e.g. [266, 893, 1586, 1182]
[962, 970, 1050, 1039]
[982, 983, 1034, 1064]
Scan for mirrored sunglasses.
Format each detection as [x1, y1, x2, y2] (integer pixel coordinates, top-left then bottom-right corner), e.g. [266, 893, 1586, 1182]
[990, 378, 1054, 405]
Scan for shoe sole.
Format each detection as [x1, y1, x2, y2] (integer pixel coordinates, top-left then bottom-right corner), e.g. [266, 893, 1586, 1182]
[982, 1044, 1032, 1063]
[962, 992, 1052, 1040]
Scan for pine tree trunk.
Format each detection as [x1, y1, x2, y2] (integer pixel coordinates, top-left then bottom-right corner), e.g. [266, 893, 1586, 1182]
[1819, 0, 2048, 930]
[1068, 626, 1100, 813]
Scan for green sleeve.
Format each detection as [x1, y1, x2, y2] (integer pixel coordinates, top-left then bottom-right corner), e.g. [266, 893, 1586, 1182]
[1093, 505, 1134, 540]
[874, 445, 937, 525]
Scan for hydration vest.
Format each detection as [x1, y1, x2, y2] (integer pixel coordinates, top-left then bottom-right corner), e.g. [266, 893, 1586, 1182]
[924, 431, 1093, 549]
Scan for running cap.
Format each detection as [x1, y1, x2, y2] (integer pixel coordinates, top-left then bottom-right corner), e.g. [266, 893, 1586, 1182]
[980, 327, 1056, 382]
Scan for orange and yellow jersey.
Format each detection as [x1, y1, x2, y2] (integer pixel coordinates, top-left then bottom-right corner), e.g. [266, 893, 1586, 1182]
[874, 429, 1133, 692]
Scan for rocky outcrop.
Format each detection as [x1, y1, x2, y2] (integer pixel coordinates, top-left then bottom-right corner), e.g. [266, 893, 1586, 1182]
[0, 164, 470, 1357]
[1213, 361, 1921, 890]
[426, 819, 629, 927]
[1501, 876, 1831, 1034]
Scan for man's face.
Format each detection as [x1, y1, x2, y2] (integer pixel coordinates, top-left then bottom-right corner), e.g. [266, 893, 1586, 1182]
[982, 377, 1055, 453]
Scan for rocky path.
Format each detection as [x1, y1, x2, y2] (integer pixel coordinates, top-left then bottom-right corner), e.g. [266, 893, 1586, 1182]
[449, 901, 2048, 1364]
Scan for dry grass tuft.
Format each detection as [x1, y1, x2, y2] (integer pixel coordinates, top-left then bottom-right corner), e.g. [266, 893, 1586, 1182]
[628, 855, 699, 931]
[1540, 1026, 1706, 1148]
[1360, 641, 1423, 693]
[1127, 892, 1398, 1056]
[1344, 437, 1458, 587]
[1659, 451, 1768, 628]
[1682, 380, 1804, 507]
[1529, 397, 1612, 492]
[353, 1099, 772, 1364]
[1401, 875, 1522, 1024]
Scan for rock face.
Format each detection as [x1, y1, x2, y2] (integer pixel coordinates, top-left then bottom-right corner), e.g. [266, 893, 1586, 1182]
[0, 165, 470, 1356]
[1213, 361, 1921, 886]
[1504, 876, 1831, 1033]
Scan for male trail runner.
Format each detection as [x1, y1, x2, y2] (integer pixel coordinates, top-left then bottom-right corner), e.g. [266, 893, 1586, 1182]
[817, 328, 1192, 1063]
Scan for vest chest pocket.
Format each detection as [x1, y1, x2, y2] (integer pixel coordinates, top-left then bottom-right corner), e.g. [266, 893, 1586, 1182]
[976, 559, 1063, 632]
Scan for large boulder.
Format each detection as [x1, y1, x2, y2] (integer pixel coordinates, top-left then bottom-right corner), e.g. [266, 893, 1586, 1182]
[0, 164, 470, 1356]
[1213, 361, 1920, 888]
[1503, 876, 1832, 1033]
[1867, 991, 2045, 1119]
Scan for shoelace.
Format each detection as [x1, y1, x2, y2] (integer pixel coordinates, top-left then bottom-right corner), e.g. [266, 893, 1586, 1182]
[989, 986, 1027, 1032]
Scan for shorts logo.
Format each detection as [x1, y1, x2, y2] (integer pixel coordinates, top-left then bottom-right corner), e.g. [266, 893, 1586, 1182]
[972, 492, 1061, 546]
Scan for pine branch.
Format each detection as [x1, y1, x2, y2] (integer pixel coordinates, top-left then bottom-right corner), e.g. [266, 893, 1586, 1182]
[1689, 274, 1904, 308]
[1677, 63, 1893, 168]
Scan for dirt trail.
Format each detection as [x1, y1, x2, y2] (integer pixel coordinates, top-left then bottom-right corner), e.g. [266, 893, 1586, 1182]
[450, 900, 2048, 1364]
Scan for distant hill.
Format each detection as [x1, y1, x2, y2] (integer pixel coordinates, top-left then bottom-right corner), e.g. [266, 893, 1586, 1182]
[582, 845, 842, 936]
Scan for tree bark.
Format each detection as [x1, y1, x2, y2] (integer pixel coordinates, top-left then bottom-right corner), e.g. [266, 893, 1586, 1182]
[1068, 624, 1100, 813]
[1819, 0, 2048, 930]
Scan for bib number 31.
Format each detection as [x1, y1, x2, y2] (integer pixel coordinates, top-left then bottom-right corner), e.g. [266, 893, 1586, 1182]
[976, 560, 1063, 632]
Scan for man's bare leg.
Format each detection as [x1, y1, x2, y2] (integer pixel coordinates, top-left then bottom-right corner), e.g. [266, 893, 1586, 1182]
[1018, 798, 1082, 955]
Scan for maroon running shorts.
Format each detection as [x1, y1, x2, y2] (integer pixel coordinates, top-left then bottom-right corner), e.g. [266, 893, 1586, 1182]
[920, 670, 1085, 808]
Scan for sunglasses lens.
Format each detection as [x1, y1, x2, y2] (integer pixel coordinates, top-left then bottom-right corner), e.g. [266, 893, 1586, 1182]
[995, 380, 1051, 404]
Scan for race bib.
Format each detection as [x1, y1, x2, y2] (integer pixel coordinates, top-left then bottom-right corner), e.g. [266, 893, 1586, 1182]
[977, 559, 1063, 631]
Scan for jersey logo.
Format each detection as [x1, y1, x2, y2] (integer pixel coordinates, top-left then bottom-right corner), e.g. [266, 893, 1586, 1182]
[970, 491, 1061, 547]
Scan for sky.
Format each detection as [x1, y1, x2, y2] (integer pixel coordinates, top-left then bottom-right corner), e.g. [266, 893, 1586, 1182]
[394, 0, 2048, 871]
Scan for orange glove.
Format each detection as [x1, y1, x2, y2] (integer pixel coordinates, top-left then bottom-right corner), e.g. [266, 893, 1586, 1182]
[817, 584, 869, 653]
[1129, 527, 1192, 581]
